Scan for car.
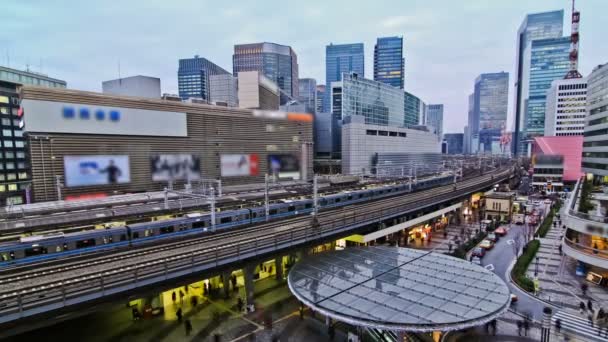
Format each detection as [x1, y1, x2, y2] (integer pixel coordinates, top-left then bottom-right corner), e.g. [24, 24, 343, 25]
[510, 293, 518, 303]
[472, 247, 486, 258]
[479, 239, 494, 249]
[471, 256, 482, 266]
[494, 227, 507, 236]
[486, 232, 498, 242]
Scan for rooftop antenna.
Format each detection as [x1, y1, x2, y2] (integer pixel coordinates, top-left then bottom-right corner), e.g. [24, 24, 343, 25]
[118, 60, 122, 84]
[565, 0, 583, 79]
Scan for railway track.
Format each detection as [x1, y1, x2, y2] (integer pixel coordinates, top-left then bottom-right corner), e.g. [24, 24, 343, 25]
[0, 168, 511, 324]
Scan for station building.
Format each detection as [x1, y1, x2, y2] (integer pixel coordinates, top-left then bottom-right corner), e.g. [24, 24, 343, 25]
[19, 86, 313, 202]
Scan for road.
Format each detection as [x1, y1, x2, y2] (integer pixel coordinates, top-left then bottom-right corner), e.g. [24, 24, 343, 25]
[479, 223, 557, 321]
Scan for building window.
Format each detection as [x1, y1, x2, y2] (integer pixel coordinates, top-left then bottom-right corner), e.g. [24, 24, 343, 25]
[2, 118, 10, 125]
[0, 96, 8, 104]
[378, 131, 388, 136]
[5, 162, 14, 170]
[17, 162, 24, 169]
[7, 195, 22, 204]
[366, 130, 377, 135]
[18, 172, 27, 179]
[15, 141, 24, 148]
[0, 185, 5, 192]
[7, 184, 17, 191]
[6, 173, 15, 180]
[14, 130, 22, 137]
[16, 152, 25, 158]
[3, 140, 13, 148]
[2, 129, 12, 137]
[0, 108, 8, 115]
[4, 152, 13, 159]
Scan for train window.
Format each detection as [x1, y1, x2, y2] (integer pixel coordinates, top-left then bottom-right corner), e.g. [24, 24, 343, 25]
[1, 253, 8, 261]
[144, 230, 151, 237]
[160, 227, 175, 234]
[288, 206, 295, 212]
[76, 239, 96, 249]
[335, 198, 341, 203]
[220, 217, 232, 224]
[244, 214, 250, 219]
[109, 236, 113, 243]
[10, 251, 15, 260]
[252, 212, 258, 218]
[320, 199, 327, 206]
[63, 243, 68, 251]
[305, 203, 312, 209]
[270, 209, 278, 215]
[192, 221, 206, 229]
[133, 232, 140, 239]
[179, 224, 187, 231]
[103, 237, 109, 244]
[120, 234, 127, 241]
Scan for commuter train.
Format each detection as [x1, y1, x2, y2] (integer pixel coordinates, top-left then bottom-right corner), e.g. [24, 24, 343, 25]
[0, 174, 454, 266]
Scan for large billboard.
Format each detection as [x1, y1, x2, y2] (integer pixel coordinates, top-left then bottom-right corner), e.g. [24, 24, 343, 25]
[150, 154, 201, 181]
[220, 154, 259, 177]
[64, 155, 131, 187]
[268, 154, 300, 180]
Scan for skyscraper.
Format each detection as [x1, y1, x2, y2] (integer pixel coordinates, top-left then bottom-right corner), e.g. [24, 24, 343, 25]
[325, 43, 364, 112]
[426, 104, 444, 142]
[297, 78, 317, 114]
[544, 77, 587, 136]
[233, 42, 299, 98]
[524, 37, 570, 143]
[513, 10, 564, 155]
[374, 36, 404, 89]
[471, 72, 509, 153]
[582, 63, 608, 178]
[404, 91, 425, 127]
[178, 56, 231, 101]
[315, 85, 326, 114]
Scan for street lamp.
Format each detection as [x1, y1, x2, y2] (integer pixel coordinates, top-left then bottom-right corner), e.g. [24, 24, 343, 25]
[534, 256, 539, 277]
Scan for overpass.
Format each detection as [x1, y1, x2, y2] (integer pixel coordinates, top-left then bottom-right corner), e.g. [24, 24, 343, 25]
[0, 167, 513, 328]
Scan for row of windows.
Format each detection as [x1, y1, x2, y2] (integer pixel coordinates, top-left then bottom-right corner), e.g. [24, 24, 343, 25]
[2, 140, 24, 148]
[557, 109, 585, 114]
[557, 97, 586, 102]
[0, 172, 28, 181]
[582, 162, 608, 171]
[583, 141, 608, 147]
[533, 168, 563, 175]
[583, 152, 608, 159]
[0, 162, 27, 170]
[0, 107, 18, 115]
[558, 83, 587, 90]
[590, 105, 608, 116]
[556, 132, 583, 136]
[366, 130, 407, 137]
[2, 151, 25, 159]
[584, 128, 608, 137]
[556, 124, 584, 129]
[557, 102, 586, 108]
[0, 96, 19, 105]
[558, 91, 586, 97]
[2, 129, 23, 137]
[1, 118, 21, 127]
[557, 114, 585, 119]
[588, 116, 608, 126]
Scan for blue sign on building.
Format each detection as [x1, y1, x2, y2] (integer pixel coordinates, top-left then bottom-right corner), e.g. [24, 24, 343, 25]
[63, 106, 120, 122]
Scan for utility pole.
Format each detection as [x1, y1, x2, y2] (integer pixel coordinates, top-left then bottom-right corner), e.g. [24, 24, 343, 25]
[210, 185, 216, 231]
[264, 173, 270, 221]
[55, 175, 63, 201]
[313, 174, 319, 215]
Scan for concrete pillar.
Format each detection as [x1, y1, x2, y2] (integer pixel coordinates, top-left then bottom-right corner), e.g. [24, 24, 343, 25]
[244, 264, 256, 307]
[541, 307, 552, 342]
[275, 256, 284, 281]
[222, 272, 231, 298]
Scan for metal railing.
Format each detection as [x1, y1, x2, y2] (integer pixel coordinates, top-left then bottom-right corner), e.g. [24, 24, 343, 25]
[0, 170, 512, 323]
[563, 237, 608, 260]
[567, 178, 608, 224]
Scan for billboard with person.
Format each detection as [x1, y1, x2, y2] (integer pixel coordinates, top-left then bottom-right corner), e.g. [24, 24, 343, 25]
[150, 154, 201, 181]
[220, 154, 259, 177]
[64, 155, 130, 187]
[268, 154, 300, 180]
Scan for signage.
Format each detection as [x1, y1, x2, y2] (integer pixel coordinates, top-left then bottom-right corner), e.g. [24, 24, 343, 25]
[268, 154, 300, 180]
[64, 155, 131, 187]
[220, 154, 259, 177]
[150, 154, 201, 182]
[20, 99, 187, 137]
[65, 193, 108, 201]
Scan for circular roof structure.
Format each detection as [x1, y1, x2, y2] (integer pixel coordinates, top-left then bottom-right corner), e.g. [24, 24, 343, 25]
[288, 246, 510, 332]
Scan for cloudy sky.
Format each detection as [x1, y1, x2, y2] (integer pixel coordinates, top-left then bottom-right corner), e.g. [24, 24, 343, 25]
[2, 0, 607, 133]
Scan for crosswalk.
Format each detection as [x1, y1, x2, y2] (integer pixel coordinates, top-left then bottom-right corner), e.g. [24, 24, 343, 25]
[552, 310, 608, 342]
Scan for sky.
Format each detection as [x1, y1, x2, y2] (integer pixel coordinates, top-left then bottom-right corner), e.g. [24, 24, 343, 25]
[2, 0, 608, 134]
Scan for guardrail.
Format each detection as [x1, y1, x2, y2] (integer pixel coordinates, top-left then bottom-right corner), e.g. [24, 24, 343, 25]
[563, 237, 608, 260]
[0, 170, 511, 324]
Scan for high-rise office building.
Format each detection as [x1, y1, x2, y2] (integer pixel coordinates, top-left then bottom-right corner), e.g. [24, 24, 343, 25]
[297, 78, 317, 114]
[443, 133, 464, 155]
[404, 91, 425, 127]
[513, 10, 564, 155]
[374, 36, 404, 89]
[178, 56, 231, 101]
[233, 42, 299, 98]
[237, 71, 279, 110]
[582, 63, 608, 178]
[523, 37, 570, 146]
[471, 72, 509, 153]
[544, 78, 587, 136]
[0, 66, 66, 205]
[325, 43, 364, 112]
[102, 75, 161, 98]
[426, 104, 444, 142]
[315, 85, 326, 114]
[209, 74, 238, 107]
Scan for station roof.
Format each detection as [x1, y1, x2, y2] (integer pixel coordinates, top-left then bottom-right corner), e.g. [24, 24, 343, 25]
[288, 246, 510, 332]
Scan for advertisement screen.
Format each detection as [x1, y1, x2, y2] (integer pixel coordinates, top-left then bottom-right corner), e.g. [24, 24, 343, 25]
[220, 154, 259, 177]
[64, 155, 130, 187]
[268, 154, 300, 180]
[150, 154, 201, 181]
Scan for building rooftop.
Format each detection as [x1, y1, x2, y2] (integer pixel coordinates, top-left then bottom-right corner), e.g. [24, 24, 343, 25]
[288, 246, 510, 332]
[533, 136, 583, 181]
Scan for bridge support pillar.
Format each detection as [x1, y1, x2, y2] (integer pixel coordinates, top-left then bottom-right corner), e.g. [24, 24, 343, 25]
[244, 264, 256, 307]
[222, 272, 231, 299]
[275, 256, 284, 281]
[541, 307, 552, 342]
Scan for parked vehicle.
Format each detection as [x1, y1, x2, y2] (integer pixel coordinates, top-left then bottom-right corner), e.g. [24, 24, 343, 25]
[494, 227, 507, 236]
[472, 247, 486, 258]
[479, 239, 494, 249]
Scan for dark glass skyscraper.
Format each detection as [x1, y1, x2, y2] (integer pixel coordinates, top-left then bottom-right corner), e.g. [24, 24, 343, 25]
[472, 72, 509, 153]
[178, 56, 230, 100]
[324, 43, 364, 112]
[233, 42, 299, 98]
[374, 36, 404, 89]
[512, 10, 563, 155]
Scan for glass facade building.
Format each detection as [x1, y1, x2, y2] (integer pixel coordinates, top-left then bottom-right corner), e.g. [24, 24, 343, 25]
[233, 42, 299, 98]
[404, 91, 424, 127]
[374, 36, 404, 89]
[582, 63, 608, 177]
[178, 56, 231, 101]
[315, 85, 326, 114]
[426, 104, 444, 142]
[524, 37, 570, 141]
[444, 133, 464, 155]
[472, 72, 509, 153]
[0, 66, 66, 205]
[513, 10, 563, 155]
[297, 78, 317, 114]
[325, 43, 364, 112]
[209, 74, 238, 107]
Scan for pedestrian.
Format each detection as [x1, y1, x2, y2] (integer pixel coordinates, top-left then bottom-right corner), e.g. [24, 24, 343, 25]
[191, 295, 198, 307]
[184, 285, 189, 294]
[185, 319, 192, 336]
[237, 297, 244, 313]
[582, 283, 589, 296]
[558, 244, 562, 255]
[589, 312, 595, 327]
[179, 290, 185, 304]
[448, 242, 452, 252]
[523, 318, 530, 337]
[517, 320, 523, 336]
[172, 291, 176, 304]
[328, 324, 335, 341]
[176, 307, 183, 322]
[491, 319, 497, 335]
[555, 318, 561, 334]
[588, 299, 593, 312]
[580, 301, 586, 314]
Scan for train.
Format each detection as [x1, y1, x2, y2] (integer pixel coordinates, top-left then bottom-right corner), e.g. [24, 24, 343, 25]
[0, 174, 455, 266]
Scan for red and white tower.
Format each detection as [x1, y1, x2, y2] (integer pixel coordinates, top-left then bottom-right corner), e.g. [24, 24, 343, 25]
[565, 0, 583, 79]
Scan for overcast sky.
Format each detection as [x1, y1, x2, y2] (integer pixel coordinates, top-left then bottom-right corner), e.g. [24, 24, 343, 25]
[2, 0, 607, 133]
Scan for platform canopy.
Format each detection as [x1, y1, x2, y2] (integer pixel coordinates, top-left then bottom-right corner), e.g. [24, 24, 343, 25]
[288, 246, 510, 332]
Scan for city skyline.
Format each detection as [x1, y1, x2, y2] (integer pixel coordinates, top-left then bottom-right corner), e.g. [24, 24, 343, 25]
[3, 0, 608, 134]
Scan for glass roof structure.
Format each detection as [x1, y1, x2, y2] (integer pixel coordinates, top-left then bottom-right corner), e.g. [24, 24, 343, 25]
[288, 246, 510, 332]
